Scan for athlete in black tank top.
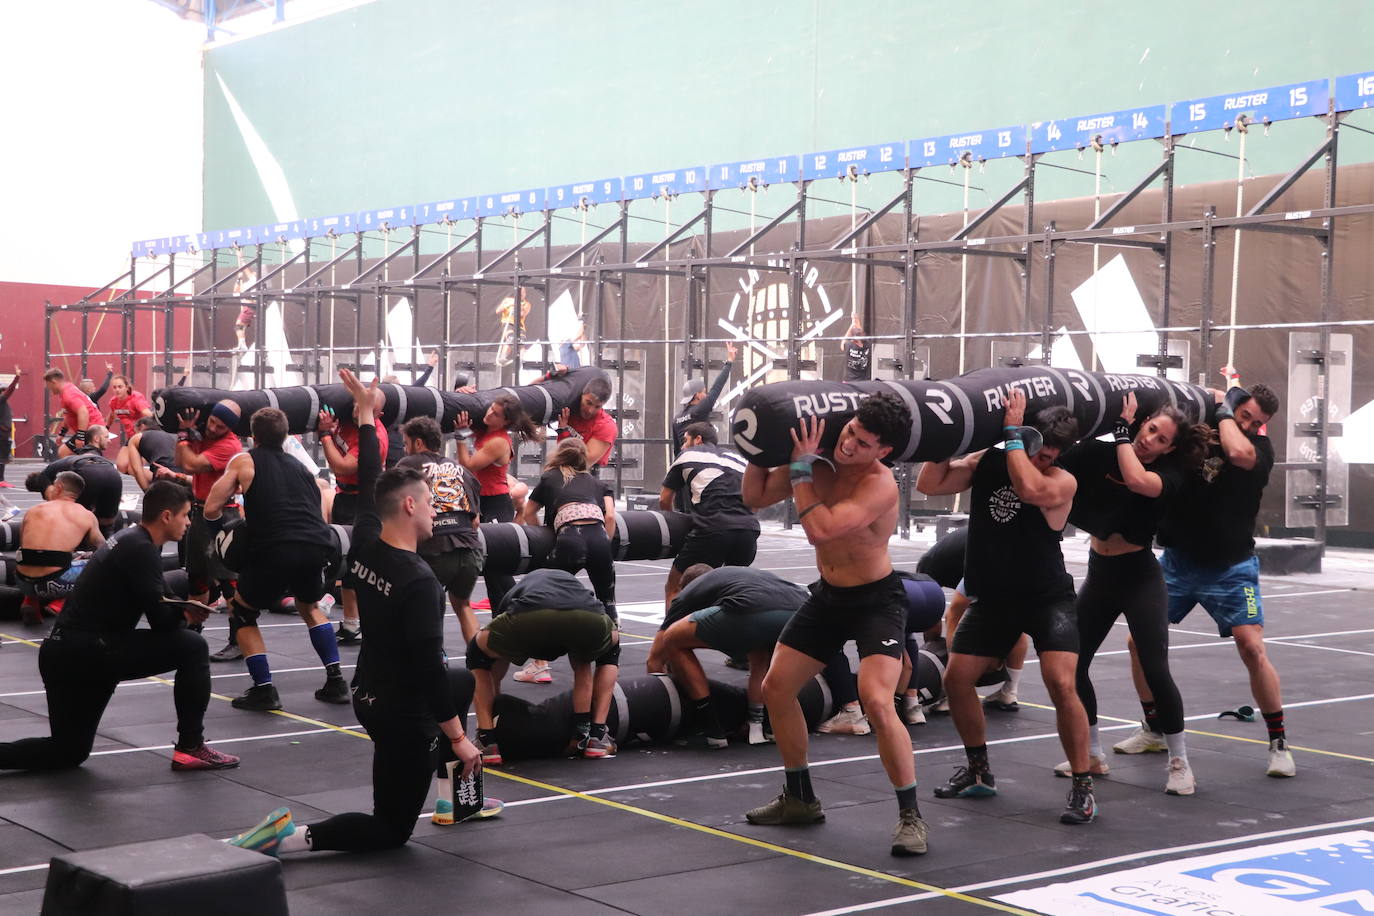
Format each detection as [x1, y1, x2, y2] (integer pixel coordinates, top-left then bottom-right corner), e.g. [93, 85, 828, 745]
[917, 388, 1097, 826]
[204, 409, 346, 713]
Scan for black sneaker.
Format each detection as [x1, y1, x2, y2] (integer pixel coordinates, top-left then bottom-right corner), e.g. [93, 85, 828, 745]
[315, 675, 350, 704]
[1061, 779, 1097, 825]
[210, 641, 243, 662]
[335, 624, 362, 645]
[933, 765, 997, 799]
[232, 684, 282, 711]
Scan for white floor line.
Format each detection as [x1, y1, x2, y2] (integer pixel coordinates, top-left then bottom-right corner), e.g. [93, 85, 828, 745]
[1264, 587, 1359, 599]
[88, 725, 365, 757]
[795, 814, 1374, 916]
[1269, 626, 1374, 640]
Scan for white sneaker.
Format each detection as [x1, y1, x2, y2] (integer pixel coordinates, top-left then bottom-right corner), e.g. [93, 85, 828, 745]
[817, 706, 871, 735]
[1053, 755, 1110, 778]
[1267, 738, 1296, 778]
[512, 662, 552, 684]
[747, 721, 772, 745]
[980, 685, 1019, 711]
[902, 702, 927, 726]
[931, 696, 951, 715]
[1112, 723, 1168, 754]
[1165, 756, 1196, 795]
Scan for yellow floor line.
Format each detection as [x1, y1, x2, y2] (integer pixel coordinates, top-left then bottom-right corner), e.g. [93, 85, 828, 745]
[1018, 700, 1374, 765]
[488, 768, 1041, 915]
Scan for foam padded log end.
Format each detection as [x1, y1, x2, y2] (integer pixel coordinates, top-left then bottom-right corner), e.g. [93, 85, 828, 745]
[730, 368, 1215, 467]
[41, 834, 287, 916]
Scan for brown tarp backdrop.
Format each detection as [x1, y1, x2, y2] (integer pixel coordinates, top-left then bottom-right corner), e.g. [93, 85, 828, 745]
[193, 162, 1374, 542]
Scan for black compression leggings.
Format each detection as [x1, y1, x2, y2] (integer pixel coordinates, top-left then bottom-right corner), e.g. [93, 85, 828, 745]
[306, 668, 475, 852]
[0, 628, 210, 771]
[481, 494, 516, 612]
[1075, 549, 1185, 735]
[552, 523, 616, 619]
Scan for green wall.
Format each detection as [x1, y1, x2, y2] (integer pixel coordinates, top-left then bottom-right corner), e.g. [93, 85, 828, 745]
[202, 0, 1374, 231]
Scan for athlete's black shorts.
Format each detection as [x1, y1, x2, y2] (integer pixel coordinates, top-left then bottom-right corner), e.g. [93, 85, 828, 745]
[777, 572, 906, 662]
[233, 543, 332, 622]
[331, 491, 359, 526]
[423, 546, 484, 604]
[672, 527, 760, 572]
[951, 589, 1078, 658]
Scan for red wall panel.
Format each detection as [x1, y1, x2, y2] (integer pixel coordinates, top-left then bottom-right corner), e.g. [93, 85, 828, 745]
[0, 281, 188, 455]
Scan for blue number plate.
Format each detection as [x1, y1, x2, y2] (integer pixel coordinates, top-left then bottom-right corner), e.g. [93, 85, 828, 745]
[1029, 105, 1166, 153]
[708, 155, 800, 189]
[804, 142, 903, 179]
[908, 126, 1025, 169]
[624, 167, 707, 200]
[1335, 70, 1374, 112]
[546, 177, 623, 209]
[1173, 79, 1328, 134]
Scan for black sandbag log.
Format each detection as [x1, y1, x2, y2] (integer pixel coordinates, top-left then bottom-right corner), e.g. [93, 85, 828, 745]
[151, 366, 610, 437]
[730, 367, 1216, 467]
[491, 673, 832, 760]
[477, 510, 693, 576]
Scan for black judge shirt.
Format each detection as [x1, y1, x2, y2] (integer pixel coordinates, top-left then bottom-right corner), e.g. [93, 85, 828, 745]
[344, 424, 455, 727]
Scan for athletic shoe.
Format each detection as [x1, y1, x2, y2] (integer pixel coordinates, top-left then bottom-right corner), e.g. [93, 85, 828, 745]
[980, 685, 1019, 712]
[229, 807, 295, 857]
[513, 662, 552, 684]
[1113, 723, 1167, 754]
[335, 623, 362, 645]
[564, 732, 590, 757]
[1165, 756, 1196, 795]
[930, 696, 951, 716]
[232, 684, 282, 711]
[433, 794, 502, 825]
[901, 701, 927, 726]
[745, 793, 825, 825]
[315, 675, 350, 704]
[890, 808, 929, 856]
[210, 641, 243, 662]
[0, 481, 12, 488]
[933, 766, 997, 799]
[747, 721, 772, 745]
[171, 743, 241, 771]
[1267, 738, 1296, 778]
[724, 656, 750, 671]
[1060, 780, 1097, 825]
[432, 798, 456, 825]
[583, 734, 617, 758]
[818, 706, 871, 735]
[462, 797, 505, 822]
[478, 740, 503, 766]
[1053, 755, 1110, 778]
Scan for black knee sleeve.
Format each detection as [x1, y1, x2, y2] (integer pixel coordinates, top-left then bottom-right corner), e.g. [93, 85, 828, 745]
[228, 599, 262, 628]
[595, 641, 621, 667]
[465, 635, 495, 670]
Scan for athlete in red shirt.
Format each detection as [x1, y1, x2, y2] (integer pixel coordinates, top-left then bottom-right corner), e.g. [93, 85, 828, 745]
[105, 375, 153, 441]
[43, 368, 100, 457]
[556, 376, 616, 469]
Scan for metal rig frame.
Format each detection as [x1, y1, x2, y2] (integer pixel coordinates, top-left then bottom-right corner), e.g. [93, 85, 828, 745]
[48, 101, 1374, 548]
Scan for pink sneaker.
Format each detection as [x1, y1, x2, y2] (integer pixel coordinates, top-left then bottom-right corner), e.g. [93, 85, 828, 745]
[171, 743, 241, 771]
